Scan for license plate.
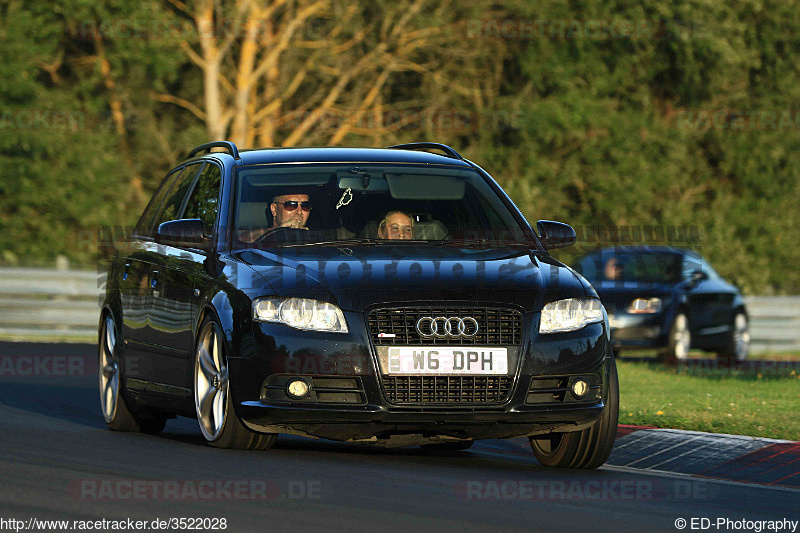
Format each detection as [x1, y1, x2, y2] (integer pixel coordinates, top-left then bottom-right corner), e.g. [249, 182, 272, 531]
[387, 347, 508, 375]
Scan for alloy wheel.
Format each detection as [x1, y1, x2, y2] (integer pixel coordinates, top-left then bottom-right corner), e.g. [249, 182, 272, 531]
[672, 314, 691, 360]
[99, 315, 119, 423]
[194, 322, 229, 441]
[732, 313, 750, 361]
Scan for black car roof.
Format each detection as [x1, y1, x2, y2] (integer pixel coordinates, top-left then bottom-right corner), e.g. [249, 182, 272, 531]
[232, 147, 474, 167]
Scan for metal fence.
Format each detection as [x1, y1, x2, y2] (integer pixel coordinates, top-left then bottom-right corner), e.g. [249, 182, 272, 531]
[0, 267, 798, 353]
[741, 296, 800, 353]
[0, 267, 103, 341]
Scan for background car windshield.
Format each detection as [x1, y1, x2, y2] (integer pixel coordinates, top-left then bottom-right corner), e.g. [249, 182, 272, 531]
[575, 251, 683, 283]
[232, 164, 529, 247]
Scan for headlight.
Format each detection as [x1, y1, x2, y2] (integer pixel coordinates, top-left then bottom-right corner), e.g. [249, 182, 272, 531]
[628, 297, 662, 314]
[539, 298, 604, 334]
[253, 297, 348, 333]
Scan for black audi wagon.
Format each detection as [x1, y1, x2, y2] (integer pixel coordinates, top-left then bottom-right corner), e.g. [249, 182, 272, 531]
[99, 141, 618, 469]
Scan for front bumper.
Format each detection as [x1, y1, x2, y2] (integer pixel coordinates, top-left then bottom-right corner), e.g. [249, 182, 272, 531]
[228, 311, 613, 443]
[608, 312, 669, 349]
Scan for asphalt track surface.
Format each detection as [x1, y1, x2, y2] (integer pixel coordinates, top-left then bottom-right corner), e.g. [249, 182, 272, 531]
[1, 343, 798, 533]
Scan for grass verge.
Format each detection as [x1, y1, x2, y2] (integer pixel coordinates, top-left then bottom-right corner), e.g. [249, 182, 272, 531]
[618, 359, 800, 441]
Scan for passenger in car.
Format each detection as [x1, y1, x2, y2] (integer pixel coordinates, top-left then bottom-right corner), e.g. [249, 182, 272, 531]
[377, 211, 414, 240]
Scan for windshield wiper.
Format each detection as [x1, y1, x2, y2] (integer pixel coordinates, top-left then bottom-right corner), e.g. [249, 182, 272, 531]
[276, 238, 384, 248]
[435, 239, 531, 248]
[276, 238, 533, 248]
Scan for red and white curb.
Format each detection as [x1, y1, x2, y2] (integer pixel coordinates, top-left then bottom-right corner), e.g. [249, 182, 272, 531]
[609, 425, 800, 488]
[475, 425, 799, 490]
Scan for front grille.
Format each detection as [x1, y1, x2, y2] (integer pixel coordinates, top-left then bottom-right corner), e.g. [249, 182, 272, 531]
[368, 307, 523, 346]
[383, 375, 513, 404]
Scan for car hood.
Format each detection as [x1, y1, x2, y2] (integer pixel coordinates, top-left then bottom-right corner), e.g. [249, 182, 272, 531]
[590, 280, 674, 312]
[235, 245, 589, 313]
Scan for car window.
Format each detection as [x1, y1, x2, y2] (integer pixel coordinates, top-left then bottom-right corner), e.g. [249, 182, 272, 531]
[682, 255, 719, 280]
[133, 168, 183, 239]
[184, 163, 222, 234]
[232, 164, 529, 247]
[575, 251, 683, 283]
[155, 163, 204, 229]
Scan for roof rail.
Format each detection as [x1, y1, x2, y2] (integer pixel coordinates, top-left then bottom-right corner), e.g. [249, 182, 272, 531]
[386, 142, 464, 160]
[186, 141, 240, 160]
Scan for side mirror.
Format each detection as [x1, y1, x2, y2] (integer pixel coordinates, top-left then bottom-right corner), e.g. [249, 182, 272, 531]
[690, 270, 708, 283]
[536, 220, 577, 250]
[156, 219, 211, 251]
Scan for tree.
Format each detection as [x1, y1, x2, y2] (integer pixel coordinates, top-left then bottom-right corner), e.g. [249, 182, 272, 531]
[154, 0, 499, 147]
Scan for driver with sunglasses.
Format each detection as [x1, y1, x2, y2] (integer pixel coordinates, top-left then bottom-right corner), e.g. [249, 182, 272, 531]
[270, 193, 312, 230]
[237, 193, 312, 243]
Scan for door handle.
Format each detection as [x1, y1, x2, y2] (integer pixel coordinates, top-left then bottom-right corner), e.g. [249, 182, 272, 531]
[150, 271, 159, 289]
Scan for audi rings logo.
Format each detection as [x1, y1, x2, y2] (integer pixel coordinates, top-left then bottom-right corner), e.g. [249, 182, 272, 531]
[416, 317, 479, 338]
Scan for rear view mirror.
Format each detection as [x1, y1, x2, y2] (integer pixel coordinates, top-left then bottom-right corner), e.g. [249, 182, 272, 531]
[156, 219, 211, 251]
[337, 175, 389, 192]
[536, 220, 576, 250]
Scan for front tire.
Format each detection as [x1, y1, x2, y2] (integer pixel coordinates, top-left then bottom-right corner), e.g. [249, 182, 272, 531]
[529, 357, 619, 469]
[717, 312, 750, 363]
[99, 313, 166, 434]
[193, 316, 277, 450]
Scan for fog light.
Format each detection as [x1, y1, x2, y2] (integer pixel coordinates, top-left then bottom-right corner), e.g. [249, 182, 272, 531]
[572, 380, 589, 398]
[287, 379, 310, 399]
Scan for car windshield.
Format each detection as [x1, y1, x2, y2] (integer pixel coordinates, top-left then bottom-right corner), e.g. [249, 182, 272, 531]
[574, 251, 683, 283]
[231, 163, 530, 248]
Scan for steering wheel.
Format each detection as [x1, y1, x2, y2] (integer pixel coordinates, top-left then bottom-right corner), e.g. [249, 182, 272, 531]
[253, 226, 305, 244]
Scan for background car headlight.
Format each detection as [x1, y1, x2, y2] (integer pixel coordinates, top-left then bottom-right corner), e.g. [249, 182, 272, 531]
[539, 298, 604, 334]
[628, 297, 662, 314]
[253, 297, 348, 333]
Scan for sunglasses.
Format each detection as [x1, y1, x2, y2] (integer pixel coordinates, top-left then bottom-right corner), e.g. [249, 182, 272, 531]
[275, 201, 312, 212]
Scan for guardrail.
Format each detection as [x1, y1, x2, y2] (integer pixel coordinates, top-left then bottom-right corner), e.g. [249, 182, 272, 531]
[0, 267, 798, 353]
[0, 267, 104, 341]
[742, 296, 800, 353]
